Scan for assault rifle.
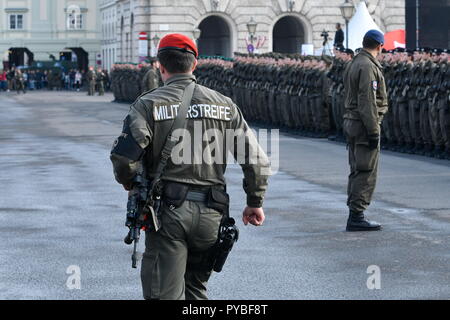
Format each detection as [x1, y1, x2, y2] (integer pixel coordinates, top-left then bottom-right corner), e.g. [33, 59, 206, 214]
[123, 171, 162, 269]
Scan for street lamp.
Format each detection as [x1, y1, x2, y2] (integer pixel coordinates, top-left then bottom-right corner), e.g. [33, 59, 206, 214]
[340, 0, 355, 49]
[193, 28, 202, 41]
[246, 17, 258, 54]
[152, 35, 160, 48]
[247, 17, 257, 44]
[193, 28, 202, 49]
[152, 35, 160, 56]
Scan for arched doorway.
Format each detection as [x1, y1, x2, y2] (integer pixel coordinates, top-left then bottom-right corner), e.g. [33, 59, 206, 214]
[198, 16, 232, 57]
[8, 48, 34, 67]
[273, 16, 305, 53]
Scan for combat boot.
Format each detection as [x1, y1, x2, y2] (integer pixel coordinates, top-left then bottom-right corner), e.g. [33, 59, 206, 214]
[346, 211, 381, 232]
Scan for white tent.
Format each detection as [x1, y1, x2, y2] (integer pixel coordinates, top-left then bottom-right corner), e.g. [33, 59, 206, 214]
[344, 1, 383, 51]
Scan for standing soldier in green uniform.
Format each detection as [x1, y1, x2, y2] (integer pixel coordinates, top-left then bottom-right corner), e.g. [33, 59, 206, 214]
[141, 58, 161, 93]
[328, 50, 342, 139]
[6, 68, 15, 92]
[14, 69, 26, 94]
[417, 48, 434, 156]
[311, 57, 332, 137]
[428, 49, 445, 157]
[408, 49, 424, 153]
[86, 66, 96, 96]
[110, 34, 270, 300]
[398, 50, 415, 153]
[343, 30, 388, 232]
[96, 68, 106, 96]
[438, 50, 450, 159]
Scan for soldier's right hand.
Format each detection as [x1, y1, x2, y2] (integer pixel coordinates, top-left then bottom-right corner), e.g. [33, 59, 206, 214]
[242, 207, 265, 227]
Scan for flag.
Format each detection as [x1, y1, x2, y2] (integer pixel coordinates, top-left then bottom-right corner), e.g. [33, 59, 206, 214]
[383, 30, 406, 50]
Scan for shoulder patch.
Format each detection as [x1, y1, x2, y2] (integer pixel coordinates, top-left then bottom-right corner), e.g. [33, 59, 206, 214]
[372, 80, 378, 91]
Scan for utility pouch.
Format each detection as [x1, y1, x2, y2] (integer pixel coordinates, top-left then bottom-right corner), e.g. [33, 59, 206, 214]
[207, 188, 230, 214]
[163, 182, 189, 208]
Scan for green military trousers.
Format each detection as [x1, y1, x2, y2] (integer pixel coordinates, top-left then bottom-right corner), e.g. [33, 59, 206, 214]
[89, 80, 96, 96]
[141, 199, 222, 300]
[98, 81, 105, 96]
[344, 119, 380, 213]
[439, 96, 450, 153]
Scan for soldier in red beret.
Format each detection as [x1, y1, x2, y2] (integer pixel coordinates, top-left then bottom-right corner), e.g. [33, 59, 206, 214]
[111, 33, 271, 300]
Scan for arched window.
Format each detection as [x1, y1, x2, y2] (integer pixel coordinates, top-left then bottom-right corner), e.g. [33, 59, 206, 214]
[197, 15, 232, 57]
[273, 16, 305, 53]
[67, 8, 83, 30]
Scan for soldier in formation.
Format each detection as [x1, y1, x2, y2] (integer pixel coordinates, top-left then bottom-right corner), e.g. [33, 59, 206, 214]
[197, 53, 334, 138]
[379, 47, 450, 159]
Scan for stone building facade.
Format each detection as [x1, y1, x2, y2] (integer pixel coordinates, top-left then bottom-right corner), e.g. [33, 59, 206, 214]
[112, 0, 405, 66]
[0, 0, 101, 70]
[100, 0, 118, 71]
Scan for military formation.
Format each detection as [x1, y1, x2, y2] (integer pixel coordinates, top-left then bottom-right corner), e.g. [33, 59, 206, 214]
[109, 47, 450, 160]
[194, 48, 450, 160]
[110, 61, 162, 103]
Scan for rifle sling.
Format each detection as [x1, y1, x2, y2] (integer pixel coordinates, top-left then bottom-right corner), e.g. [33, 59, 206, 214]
[149, 80, 196, 194]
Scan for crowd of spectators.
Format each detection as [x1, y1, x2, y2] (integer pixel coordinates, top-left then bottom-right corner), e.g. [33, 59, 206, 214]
[0, 68, 110, 93]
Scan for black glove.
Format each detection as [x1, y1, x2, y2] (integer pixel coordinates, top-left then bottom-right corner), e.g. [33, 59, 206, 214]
[367, 135, 380, 150]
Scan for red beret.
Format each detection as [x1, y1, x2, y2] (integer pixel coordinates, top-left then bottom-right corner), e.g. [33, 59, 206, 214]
[158, 33, 198, 58]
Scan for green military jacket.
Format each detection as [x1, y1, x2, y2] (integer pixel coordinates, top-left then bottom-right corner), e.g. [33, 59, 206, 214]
[110, 74, 270, 208]
[142, 68, 160, 92]
[87, 70, 96, 82]
[344, 49, 389, 137]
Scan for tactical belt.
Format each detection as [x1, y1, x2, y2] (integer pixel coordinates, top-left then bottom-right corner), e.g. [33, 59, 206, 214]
[186, 191, 208, 203]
